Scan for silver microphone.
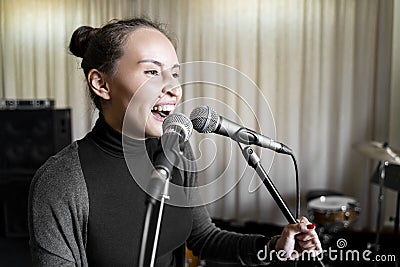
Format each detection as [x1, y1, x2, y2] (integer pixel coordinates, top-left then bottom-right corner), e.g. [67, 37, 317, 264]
[190, 105, 292, 155]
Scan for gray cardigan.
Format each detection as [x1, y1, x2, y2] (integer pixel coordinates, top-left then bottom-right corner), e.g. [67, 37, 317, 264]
[28, 141, 269, 266]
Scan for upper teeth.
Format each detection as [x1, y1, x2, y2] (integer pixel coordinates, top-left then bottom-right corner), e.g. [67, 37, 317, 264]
[152, 105, 174, 112]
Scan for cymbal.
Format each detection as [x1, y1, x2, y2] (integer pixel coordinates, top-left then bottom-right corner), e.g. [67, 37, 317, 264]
[354, 141, 400, 165]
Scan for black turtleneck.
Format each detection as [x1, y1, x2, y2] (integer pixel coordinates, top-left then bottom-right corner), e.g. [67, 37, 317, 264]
[29, 115, 270, 266]
[77, 116, 192, 266]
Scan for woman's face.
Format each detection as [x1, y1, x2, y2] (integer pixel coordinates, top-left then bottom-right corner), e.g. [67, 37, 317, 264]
[103, 27, 181, 138]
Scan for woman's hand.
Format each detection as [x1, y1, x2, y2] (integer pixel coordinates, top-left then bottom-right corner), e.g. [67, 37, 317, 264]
[274, 216, 322, 260]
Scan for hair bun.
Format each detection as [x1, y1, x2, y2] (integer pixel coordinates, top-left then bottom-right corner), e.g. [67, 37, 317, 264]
[69, 26, 98, 58]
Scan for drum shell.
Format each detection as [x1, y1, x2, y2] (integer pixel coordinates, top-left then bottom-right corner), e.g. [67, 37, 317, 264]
[307, 196, 360, 231]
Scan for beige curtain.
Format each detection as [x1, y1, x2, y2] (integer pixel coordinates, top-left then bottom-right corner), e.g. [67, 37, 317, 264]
[1, 0, 398, 230]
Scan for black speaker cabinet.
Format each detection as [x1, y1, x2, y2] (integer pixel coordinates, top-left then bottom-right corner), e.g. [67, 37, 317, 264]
[0, 109, 71, 237]
[0, 109, 71, 175]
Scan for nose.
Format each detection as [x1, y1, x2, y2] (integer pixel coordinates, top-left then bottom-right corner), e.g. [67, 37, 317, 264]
[161, 71, 182, 98]
[162, 84, 182, 98]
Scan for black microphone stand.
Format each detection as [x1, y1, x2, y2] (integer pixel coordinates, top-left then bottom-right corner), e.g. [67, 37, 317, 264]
[237, 142, 325, 267]
[138, 135, 182, 267]
[138, 168, 171, 267]
[238, 143, 296, 223]
[150, 172, 171, 266]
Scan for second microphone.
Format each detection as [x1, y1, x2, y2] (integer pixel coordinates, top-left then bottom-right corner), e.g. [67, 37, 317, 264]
[189, 105, 292, 155]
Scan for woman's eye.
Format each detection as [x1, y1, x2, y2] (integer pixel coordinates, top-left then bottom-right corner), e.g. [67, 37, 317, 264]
[172, 72, 180, 79]
[144, 70, 160, 76]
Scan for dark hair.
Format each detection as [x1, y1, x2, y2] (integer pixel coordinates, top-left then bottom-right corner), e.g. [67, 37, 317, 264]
[69, 18, 176, 110]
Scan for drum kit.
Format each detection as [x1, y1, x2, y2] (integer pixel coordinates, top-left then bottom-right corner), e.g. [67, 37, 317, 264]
[308, 195, 360, 233]
[307, 141, 400, 248]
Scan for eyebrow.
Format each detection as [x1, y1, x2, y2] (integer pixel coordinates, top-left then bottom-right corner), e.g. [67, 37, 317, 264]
[137, 59, 180, 69]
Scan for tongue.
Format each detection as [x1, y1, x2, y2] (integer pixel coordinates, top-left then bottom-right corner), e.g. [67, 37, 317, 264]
[151, 110, 164, 120]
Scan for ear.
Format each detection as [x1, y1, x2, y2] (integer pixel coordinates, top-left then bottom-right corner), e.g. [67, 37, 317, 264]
[88, 69, 110, 100]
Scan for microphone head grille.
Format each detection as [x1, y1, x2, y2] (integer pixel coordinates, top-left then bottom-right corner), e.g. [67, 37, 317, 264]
[189, 106, 219, 133]
[162, 113, 193, 142]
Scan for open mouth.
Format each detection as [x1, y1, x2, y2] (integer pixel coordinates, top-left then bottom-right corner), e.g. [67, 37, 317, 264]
[151, 104, 175, 121]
